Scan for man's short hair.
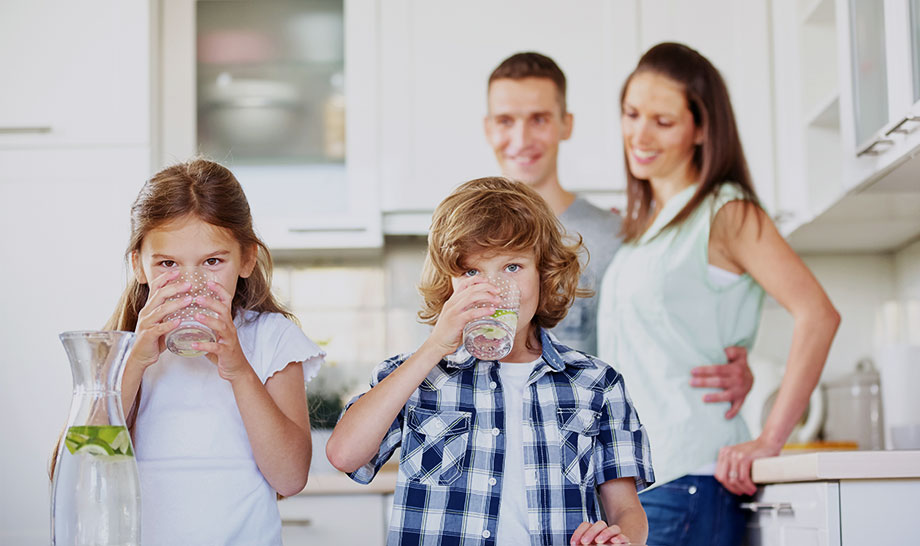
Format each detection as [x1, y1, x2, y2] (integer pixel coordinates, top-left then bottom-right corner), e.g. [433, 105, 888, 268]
[488, 52, 567, 112]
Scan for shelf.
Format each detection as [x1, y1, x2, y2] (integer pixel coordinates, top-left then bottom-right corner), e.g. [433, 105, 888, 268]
[805, 92, 841, 130]
[800, 0, 835, 25]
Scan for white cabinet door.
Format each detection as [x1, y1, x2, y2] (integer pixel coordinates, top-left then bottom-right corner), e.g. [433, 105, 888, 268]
[157, 0, 382, 250]
[0, 0, 149, 148]
[838, 479, 920, 544]
[744, 481, 841, 546]
[278, 494, 386, 545]
[378, 0, 640, 214]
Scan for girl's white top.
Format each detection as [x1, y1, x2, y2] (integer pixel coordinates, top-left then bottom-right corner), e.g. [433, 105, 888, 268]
[134, 310, 324, 546]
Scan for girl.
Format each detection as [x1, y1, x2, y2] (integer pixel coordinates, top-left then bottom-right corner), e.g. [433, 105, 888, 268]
[111, 158, 324, 545]
[327, 177, 654, 545]
[597, 42, 840, 545]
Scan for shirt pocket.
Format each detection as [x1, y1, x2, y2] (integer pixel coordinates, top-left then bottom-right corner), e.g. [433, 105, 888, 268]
[557, 407, 601, 486]
[400, 407, 472, 487]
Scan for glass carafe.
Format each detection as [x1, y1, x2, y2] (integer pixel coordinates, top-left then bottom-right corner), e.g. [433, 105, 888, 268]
[50, 331, 140, 546]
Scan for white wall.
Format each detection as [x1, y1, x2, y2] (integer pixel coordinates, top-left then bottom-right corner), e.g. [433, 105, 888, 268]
[752, 253, 896, 380]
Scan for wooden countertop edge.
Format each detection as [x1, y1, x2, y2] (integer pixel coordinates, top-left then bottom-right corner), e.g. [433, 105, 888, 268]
[753, 450, 920, 483]
[294, 470, 398, 495]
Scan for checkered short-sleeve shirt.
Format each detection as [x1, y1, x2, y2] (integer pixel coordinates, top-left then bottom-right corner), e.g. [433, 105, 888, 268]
[344, 328, 654, 546]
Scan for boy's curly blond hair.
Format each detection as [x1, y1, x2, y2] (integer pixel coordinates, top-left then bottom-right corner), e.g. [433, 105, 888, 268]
[418, 177, 588, 335]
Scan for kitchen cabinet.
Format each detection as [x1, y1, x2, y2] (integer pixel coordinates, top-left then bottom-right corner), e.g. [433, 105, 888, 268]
[278, 493, 386, 544]
[744, 450, 920, 545]
[771, 0, 920, 248]
[158, 0, 382, 250]
[377, 0, 640, 219]
[0, 0, 149, 148]
[744, 479, 920, 545]
[277, 471, 396, 545]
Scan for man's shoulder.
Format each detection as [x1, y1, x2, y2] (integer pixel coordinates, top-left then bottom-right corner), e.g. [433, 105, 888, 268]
[561, 197, 622, 231]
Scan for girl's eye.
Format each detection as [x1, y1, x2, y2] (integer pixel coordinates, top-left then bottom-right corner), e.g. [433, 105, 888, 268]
[204, 257, 222, 266]
[159, 260, 177, 268]
[505, 264, 521, 273]
[463, 269, 479, 277]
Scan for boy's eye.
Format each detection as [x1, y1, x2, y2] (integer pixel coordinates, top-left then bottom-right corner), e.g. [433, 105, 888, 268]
[159, 260, 177, 268]
[204, 257, 222, 266]
[505, 264, 521, 273]
[463, 269, 479, 277]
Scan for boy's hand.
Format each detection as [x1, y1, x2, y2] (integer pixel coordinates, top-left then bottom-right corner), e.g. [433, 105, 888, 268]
[690, 346, 752, 419]
[570, 521, 630, 545]
[425, 277, 500, 357]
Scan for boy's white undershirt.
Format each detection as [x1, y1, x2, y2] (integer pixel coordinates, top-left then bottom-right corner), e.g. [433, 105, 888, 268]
[495, 357, 541, 543]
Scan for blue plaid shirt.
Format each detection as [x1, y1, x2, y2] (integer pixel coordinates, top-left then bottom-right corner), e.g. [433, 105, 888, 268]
[344, 329, 654, 546]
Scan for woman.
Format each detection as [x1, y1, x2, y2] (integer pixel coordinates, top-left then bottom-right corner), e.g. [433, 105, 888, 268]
[597, 42, 840, 545]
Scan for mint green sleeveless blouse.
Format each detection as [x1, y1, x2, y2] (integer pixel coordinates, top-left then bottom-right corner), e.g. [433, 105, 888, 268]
[597, 183, 765, 487]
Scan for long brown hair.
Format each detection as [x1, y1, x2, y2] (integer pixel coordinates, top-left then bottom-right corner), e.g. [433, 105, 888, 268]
[419, 177, 588, 351]
[106, 158, 292, 332]
[619, 42, 762, 242]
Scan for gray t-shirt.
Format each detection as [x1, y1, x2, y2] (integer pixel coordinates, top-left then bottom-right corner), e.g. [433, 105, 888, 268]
[554, 197, 623, 355]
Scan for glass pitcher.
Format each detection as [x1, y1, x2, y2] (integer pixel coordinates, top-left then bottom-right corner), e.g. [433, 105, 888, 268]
[50, 331, 140, 546]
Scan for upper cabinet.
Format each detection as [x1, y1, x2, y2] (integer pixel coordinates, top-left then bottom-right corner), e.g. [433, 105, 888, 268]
[0, 0, 150, 148]
[158, 0, 381, 250]
[377, 0, 640, 218]
[771, 0, 920, 248]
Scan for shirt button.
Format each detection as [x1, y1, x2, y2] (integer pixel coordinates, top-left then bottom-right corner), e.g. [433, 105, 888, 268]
[488, 477, 497, 486]
[491, 428, 500, 436]
[482, 530, 491, 539]
[688, 485, 698, 495]
[490, 381, 498, 389]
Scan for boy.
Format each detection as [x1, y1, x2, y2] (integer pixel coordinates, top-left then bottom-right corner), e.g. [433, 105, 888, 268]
[327, 177, 654, 545]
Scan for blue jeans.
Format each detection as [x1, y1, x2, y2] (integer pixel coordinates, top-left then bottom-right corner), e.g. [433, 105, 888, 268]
[639, 475, 748, 546]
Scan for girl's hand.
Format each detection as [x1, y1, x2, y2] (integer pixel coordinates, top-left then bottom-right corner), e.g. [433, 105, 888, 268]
[189, 279, 253, 382]
[131, 269, 192, 368]
[715, 435, 781, 495]
[570, 521, 630, 545]
[425, 277, 500, 357]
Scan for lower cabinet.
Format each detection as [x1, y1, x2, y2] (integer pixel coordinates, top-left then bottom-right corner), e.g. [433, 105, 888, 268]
[744, 479, 920, 545]
[278, 493, 387, 545]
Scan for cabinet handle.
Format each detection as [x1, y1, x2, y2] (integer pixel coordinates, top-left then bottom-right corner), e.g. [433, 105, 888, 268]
[884, 115, 920, 136]
[0, 126, 52, 134]
[740, 502, 794, 513]
[856, 138, 894, 157]
[771, 210, 795, 224]
[282, 518, 313, 527]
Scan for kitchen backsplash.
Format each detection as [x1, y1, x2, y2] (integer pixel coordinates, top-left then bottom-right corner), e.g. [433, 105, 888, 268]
[273, 236, 431, 403]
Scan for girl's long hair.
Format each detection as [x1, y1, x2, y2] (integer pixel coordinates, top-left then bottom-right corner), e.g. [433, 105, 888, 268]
[619, 42, 762, 242]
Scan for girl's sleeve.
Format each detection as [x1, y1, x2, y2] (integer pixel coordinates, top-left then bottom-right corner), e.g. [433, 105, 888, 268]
[260, 314, 325, 384]
[593, 366, 655, 492]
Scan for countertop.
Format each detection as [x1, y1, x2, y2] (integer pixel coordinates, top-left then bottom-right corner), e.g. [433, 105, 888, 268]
[752, 450, 920, 484]
[297, 470, 398, 496]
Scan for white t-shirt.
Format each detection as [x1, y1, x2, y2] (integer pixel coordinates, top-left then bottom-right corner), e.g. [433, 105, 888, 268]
[134, 310, 323, 546]
[496, 358, 541, 544]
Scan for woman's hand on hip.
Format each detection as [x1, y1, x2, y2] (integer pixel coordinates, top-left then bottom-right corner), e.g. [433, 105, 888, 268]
[690, 346, 753, 419]
[715, 436, 781, 496]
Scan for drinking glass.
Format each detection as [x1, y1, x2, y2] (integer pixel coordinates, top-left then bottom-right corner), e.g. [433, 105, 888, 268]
[462, 275, 520, 361]
[163, 268, 218, 357]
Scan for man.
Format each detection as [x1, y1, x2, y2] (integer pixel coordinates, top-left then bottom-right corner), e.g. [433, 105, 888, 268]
[483, 52, 751, 417]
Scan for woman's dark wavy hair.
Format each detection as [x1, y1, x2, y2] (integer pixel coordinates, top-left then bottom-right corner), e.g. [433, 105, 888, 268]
[620, 42, 762, 242]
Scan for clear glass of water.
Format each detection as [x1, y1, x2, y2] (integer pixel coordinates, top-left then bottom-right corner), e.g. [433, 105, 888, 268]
[462, 275, 520, 361]
[164, 268, 218, 357]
